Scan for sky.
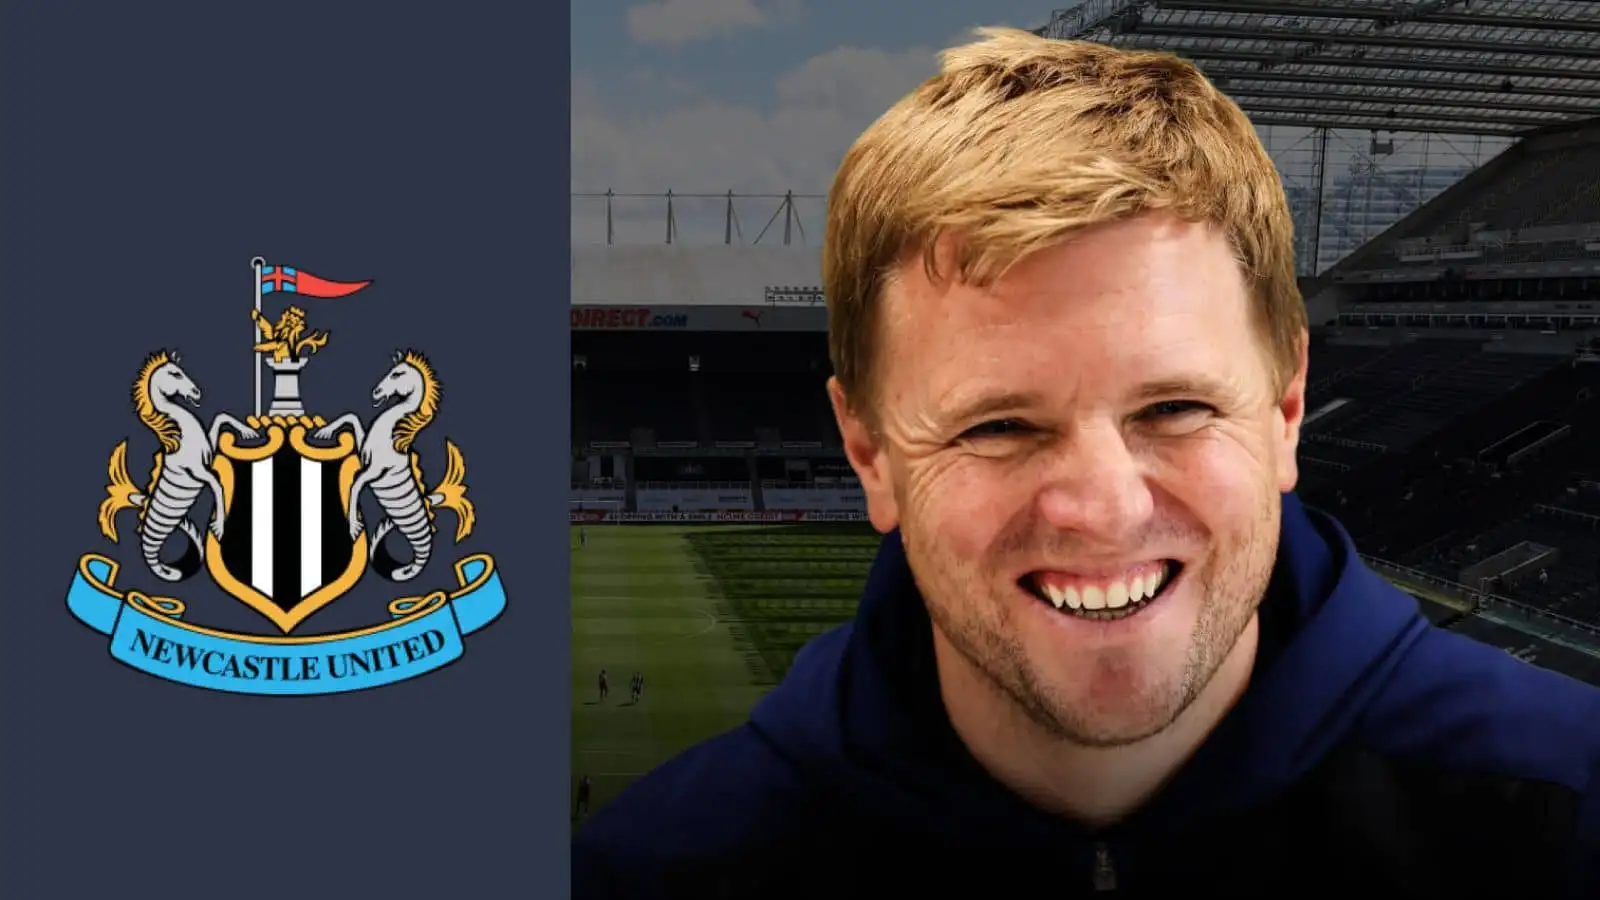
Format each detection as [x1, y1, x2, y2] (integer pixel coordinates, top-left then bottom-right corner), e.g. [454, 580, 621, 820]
[571, 0, 1513, 254]
[572, 0, 1066, 244]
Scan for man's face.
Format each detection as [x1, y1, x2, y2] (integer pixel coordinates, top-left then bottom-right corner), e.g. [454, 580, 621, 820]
[831, 213, 1307, 747]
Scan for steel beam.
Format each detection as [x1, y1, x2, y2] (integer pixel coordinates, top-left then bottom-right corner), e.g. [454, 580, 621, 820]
[1207, 69, 1600, 101]
[1127, 23, 1600, 60]
[1238, 100, 1563, 129]
[1244, 114, 1522, 137]
[1175, 47, 1600, 81]
[1154, 1, 1600, 35]
[1223, 87, 1590, 116]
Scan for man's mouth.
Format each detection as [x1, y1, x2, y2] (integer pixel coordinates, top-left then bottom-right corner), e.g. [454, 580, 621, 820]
[1020, 560, 1184, 622]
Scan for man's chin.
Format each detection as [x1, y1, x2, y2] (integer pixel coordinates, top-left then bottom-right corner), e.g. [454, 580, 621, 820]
[1020, 656, 1193, 745]
[1035, 682, 1190, 747]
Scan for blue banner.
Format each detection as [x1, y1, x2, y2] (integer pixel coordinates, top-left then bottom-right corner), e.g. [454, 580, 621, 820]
[65, 553, 506, 696]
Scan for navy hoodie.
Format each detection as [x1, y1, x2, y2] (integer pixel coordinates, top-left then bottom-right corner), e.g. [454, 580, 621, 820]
[574, 494, 1600, 898]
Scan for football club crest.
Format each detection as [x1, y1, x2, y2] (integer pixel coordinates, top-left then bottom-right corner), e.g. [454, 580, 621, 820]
[64, 258, 507, 695]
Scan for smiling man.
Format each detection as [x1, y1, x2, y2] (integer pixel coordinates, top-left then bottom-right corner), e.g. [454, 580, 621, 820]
[858, 212, 1294, 826]
[573, 28, 1600, 898]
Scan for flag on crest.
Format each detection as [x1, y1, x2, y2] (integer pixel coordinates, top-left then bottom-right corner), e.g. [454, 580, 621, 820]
[258, 264, 372, 298]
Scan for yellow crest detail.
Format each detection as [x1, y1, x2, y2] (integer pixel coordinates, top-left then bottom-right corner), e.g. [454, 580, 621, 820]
[392, 350, 440, 454]
[132, 351, 181, 453]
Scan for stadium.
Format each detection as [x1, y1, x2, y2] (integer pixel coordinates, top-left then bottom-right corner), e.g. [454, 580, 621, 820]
[570, 0, 1600, 814]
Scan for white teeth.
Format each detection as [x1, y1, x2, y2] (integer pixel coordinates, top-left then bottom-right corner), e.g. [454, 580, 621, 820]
[1105, 581, 1129, 609]
[1035, 564, 1179, 615]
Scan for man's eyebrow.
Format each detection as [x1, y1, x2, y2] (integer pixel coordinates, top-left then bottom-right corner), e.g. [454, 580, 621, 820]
[1131, 375, 1236, 402]
[935, 376, 1236, 423]
[937, 390, 1047, 424]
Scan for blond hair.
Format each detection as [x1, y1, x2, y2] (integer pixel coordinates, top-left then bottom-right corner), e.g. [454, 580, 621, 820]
[824, 27, 1305, 417]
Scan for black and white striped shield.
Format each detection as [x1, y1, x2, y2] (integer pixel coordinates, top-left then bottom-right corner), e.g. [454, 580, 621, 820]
[205, 422, 368, 633]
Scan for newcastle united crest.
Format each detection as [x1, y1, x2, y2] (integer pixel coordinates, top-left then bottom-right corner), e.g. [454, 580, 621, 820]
[64, 258, 507, 695]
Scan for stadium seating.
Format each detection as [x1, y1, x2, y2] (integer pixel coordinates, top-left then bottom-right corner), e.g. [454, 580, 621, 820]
[1445, 142, 1598, 232]
[1364, 138, 1600, 255]
[1296, 340, 1569, 486]
[703, 371, 835, 445]
[1420, 502, 1600, 625]
[574, 330, 838, 446]
[1304, 341, 1393, 396]
[578, 368, 701, 444]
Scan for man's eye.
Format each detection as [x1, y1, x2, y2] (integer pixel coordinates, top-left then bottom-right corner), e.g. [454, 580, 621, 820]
[1140, 400, 1214, 420]
[961, 419, 1033, 439]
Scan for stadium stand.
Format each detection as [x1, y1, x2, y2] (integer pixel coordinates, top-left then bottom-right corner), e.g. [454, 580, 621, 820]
[1355, 136, 1600, 264]
[574, 330, 835, 446]
[572, 312, 1600, 675]
[571, 7, 1600, 812]
[1301, 340, 1570, 468]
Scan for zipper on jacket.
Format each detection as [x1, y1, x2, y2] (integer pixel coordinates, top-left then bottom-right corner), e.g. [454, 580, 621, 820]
[1092, 841, 1117, 891]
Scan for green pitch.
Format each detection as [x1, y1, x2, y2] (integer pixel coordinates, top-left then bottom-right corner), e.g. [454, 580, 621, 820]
[570, 523, 880, 815]
[570, 520, 1597, 824]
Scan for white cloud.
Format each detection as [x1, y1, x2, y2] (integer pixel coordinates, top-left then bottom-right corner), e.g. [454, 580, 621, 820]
[626, 0, 802, 47]
[571, 29, 1514, 247]
[572, 44, 938, 244]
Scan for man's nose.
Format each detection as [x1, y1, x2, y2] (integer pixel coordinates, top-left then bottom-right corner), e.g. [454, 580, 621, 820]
[1034, 424, 1154, 541]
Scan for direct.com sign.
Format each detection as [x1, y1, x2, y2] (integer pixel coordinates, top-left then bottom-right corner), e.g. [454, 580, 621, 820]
[570, 307, 690, 330]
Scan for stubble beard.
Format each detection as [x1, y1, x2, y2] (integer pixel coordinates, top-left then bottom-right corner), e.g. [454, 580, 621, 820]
[908, 500, 1281, 749]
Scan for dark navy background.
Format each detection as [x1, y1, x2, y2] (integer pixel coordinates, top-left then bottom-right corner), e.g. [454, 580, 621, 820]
[0, 3, 569, 896]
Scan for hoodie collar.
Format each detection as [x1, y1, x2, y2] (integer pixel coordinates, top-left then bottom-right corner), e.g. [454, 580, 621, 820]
[786, 492, 1430, 840]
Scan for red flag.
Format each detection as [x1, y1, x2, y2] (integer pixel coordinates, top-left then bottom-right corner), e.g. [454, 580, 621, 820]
[258, 264, 372, 299]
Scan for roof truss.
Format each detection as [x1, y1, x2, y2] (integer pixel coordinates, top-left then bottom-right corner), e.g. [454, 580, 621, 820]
[1038, 0, 1600, 135]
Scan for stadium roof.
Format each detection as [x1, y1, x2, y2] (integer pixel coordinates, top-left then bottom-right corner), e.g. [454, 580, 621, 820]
[1037, 0, 1600, 137]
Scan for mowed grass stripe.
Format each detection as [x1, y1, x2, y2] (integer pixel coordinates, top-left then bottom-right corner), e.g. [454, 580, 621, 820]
[571, 526, 772, 814]
[571, 524, 882, 814]
[682, 524, 879, 691]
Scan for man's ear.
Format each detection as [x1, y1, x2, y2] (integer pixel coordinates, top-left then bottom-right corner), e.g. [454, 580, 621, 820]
[828, 376, 899, 534]
[1274, 330, 1310, 493]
